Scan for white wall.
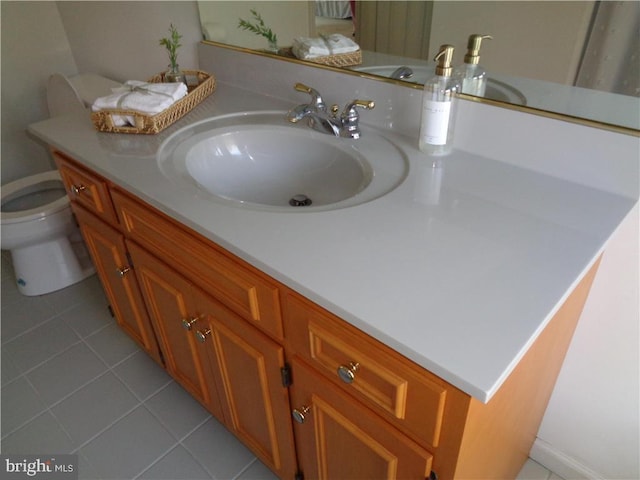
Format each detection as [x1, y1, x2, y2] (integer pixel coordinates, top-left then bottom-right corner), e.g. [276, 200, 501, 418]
[0, 1, 202, 184]
[533, 204, 639, 480]
[55, 1, 202, 83]
[1, 1, 78, 184]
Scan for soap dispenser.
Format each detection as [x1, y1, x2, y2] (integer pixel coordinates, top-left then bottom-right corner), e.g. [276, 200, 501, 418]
[456, 34, 492, 96]
[419, 45, 459, 156]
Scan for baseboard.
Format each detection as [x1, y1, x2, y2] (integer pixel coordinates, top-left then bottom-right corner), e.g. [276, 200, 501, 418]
[530, 438, 604, 480]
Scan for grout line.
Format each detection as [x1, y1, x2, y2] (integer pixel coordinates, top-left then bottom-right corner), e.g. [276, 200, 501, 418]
[1, 368, 112, 440]
[232, 458, 260, 480]
[1, 307, 70, 347]
[178, 416, 230, 480]
[173, 414, 215, 444]
[67, 402, 146, 455]
[4, 336, 85, 381]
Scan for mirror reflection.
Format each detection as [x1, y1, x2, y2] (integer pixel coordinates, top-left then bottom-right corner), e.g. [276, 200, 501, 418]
[197, 1, 639, 130]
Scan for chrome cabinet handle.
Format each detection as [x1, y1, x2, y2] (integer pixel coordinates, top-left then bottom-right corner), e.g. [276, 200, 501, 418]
[115, 266, 131, 277]
[292, 405, 311, 424]
[181, 316, 199, 331]
[196, 328, 211, 343]
[71, 184, 86, 196]
[337, 362, 360, 384]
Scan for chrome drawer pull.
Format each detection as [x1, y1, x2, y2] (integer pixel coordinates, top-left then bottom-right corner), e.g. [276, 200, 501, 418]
[337, 362, 360, 384]
[116, 266, 131, 277]
[71, 184, 86, 196]
[292, 405, 311, 424]
[196, 328, 211, 343]
[181, 316, 198, 330]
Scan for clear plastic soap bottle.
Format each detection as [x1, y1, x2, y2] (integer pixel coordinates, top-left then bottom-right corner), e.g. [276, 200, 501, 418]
[419, 45, 459, 156]
[456, 34, 492, 97]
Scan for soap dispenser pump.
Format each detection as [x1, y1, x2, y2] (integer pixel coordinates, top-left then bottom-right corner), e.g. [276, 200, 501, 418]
[419, 44, 459, 156]
[456, 34, 492, 96]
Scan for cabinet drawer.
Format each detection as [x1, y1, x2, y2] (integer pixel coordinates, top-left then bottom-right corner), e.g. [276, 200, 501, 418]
[290, 358, 434, 479]
[54, 151, 118, 225]
[284, 291, 463, 449]
[112, 189, 284, 341]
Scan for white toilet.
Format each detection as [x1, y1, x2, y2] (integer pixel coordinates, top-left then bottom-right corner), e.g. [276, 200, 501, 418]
[1, 73, 120, 296]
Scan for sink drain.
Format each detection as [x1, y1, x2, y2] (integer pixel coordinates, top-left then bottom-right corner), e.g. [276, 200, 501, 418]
[289, 194, 312, 207]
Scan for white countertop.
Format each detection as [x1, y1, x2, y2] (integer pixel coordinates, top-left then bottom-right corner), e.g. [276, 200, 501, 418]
[29, 82, 636, 402]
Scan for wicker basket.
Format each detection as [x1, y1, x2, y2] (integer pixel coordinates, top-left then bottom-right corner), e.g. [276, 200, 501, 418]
[91, 70, 216, 134]
[282, 47, 362, 67]
[304, 49, 362, 67]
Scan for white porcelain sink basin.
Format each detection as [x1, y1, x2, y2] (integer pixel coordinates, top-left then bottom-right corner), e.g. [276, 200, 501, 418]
[355, 65, 527, 105]
[158, 111, 408, 212]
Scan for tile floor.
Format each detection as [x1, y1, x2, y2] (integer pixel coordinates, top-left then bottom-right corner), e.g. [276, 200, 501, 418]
[1, 252, 562, 479]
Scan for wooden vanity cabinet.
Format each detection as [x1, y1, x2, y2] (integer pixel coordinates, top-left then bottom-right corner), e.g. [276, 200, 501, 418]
[71, 205, 163, 365]
[283, 260, 601, 480]
[111, 188, 297, 480]
[55, 150, 602, 480]
[54, 151, 118, 225]
[55, 152, 162, 365]
[125, 241, 224, 419]
[127, 239, 297, 479]
[289, 357, 435, 479]
[56, 152, 297, 479]
[198, 287, 297, 479]
[111, 188, 284, 342]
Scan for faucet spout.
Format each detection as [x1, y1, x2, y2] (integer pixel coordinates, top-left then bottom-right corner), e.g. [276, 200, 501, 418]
[287, 106, 341, 136]
[286, 104, 313, 123]
[287, 83, 375, 139]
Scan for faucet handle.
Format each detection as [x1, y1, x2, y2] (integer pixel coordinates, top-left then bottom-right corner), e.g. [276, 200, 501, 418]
[340, 100, 375, 139]
[293, 83, 326, 111]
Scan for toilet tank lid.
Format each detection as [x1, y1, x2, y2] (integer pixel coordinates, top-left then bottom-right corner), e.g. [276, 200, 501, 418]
[67, 73, 122, 107]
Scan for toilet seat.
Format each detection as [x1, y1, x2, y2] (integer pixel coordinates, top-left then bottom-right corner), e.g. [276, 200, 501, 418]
[1, 171, 69, 224]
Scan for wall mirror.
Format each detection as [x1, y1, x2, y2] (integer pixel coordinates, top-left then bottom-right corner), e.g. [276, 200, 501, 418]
[197, 1, 639, 132]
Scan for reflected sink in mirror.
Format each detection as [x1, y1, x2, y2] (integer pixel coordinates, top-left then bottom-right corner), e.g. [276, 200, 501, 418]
[354, 65, 527, 105]
[158, 111, 409, 212]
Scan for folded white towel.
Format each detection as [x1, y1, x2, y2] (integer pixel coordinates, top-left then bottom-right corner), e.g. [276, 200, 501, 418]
[292, 34, 359, 59]
[92, 80, 188, 126]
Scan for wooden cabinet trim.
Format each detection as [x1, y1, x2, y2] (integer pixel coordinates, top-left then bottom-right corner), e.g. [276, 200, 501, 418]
[290, 358, 435, 480]
[111, 188, 284, 341]
[126, 241, 219, 412]
[308, 321, 411, 419]
[198, 293, 297, 478]
[283, 290, 464, 450]
[72, 204, 162, 365]
[54, 151, 118, 225]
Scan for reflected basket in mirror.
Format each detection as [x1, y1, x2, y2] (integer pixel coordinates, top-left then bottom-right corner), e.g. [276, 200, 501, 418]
[281, 47, 362, 67]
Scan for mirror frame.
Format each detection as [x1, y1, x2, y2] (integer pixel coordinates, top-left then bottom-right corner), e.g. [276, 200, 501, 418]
[203, 40, 639, 137]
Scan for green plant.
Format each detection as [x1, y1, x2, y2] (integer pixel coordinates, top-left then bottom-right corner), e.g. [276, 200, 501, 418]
[159, 23, 182, 69]
[238, 9, 277, 47]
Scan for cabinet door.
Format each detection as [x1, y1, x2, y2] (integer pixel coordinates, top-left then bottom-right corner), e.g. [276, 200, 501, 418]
[73, 205, 162, 365]
[127, 242, 223, 420]
[290, 358, 434, 480]
[196, 291, 297, 480]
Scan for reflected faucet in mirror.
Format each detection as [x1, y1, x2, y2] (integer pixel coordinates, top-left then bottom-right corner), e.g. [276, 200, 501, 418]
[198, 0, 640, 131]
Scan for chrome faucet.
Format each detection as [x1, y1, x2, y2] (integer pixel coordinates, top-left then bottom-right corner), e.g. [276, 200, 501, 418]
[286, 83, 375, 139]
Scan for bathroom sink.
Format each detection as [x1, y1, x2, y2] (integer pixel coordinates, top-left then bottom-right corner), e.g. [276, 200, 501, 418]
[158, 111, 408, 212]
[355, 65, 527, 105]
